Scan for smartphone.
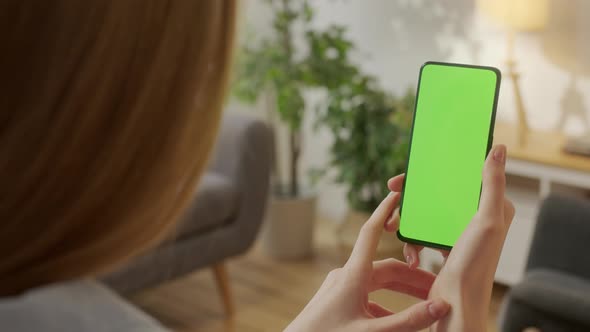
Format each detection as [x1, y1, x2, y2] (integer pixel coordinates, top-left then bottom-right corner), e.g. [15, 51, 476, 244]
[397, 61, 501, 250]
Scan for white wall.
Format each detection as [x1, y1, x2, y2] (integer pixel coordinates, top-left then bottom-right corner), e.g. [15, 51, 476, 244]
[236, 0, 590, 222]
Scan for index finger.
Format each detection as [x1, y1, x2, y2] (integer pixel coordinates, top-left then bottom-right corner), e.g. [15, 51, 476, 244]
[346, 192, 401, 271]
[387, 173, 405, 192]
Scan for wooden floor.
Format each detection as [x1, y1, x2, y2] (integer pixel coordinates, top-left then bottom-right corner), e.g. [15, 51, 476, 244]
[129, 221, 507, 332]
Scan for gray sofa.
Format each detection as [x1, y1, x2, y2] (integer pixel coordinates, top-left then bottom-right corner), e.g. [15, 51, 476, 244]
[0, 113, 273, 332]
[499, 194, 590, 332]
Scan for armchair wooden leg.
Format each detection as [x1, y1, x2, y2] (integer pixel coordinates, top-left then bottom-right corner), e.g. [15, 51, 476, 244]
[212, 262, 234, 316]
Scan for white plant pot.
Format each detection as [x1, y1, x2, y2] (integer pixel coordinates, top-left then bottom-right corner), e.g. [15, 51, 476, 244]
[261, 192, 317, 259]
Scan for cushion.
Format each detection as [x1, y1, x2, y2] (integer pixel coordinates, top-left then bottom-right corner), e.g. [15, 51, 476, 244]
[0, 280, 168, 332]
[511, 269, 590, 327]
[174, 172, 239, 240]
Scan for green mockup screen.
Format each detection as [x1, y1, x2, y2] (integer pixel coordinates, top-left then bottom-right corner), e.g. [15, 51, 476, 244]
[398, 62, 500, 248]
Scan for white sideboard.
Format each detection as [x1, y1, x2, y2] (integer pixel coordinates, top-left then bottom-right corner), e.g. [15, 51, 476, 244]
[419, 122, 590, 285]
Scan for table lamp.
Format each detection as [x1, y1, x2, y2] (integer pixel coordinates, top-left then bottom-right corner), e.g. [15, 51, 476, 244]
[542, 0, 590, 136]
[478, 0, 549, 146]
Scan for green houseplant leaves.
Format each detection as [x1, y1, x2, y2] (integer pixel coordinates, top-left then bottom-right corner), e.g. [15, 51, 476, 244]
[234, 0, 414, 213]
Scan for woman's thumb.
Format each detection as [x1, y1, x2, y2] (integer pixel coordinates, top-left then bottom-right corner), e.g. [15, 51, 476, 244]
[479, 144, 507, 217]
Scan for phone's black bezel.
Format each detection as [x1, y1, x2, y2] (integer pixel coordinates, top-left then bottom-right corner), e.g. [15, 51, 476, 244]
[396, 61, 502, 251]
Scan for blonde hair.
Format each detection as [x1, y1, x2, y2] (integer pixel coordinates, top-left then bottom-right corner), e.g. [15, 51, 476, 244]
[0, 1, 236, 295]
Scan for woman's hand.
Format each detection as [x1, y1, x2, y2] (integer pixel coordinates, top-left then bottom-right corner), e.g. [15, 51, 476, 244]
[429, 144, 514, 331]
[285, 191, 450, 332]
[388, 144, 515, 331]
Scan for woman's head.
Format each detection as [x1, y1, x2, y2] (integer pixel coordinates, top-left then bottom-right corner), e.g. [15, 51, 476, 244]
[0, 1, 236, 294]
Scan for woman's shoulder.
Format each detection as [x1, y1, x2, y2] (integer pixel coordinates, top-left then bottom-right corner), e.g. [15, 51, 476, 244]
[0, 279, 168, 332]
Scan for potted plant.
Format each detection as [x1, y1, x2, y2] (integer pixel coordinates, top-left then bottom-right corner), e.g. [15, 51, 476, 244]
[235, 0, 412, 258]
[288, 13, 415, 256]
[233, 0, 358, 258]
[314, 73, 415, 257]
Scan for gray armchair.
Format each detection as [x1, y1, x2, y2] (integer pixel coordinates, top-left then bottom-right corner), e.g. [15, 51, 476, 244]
[103, 112, 273, 314]
[499, 194, 590, 332]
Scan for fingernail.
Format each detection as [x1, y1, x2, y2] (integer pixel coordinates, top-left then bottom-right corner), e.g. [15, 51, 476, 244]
[428, 299, 450, 318]
[493, 145, 506, 164]
[406, 255, 413, 266]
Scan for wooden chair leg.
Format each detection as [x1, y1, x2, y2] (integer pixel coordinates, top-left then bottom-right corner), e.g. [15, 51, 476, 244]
[212, 262, 234, 316]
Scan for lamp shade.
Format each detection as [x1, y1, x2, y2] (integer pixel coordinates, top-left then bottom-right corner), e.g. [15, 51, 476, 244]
[478, 0, 549, 32]
[542, 0, 590, 76]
